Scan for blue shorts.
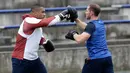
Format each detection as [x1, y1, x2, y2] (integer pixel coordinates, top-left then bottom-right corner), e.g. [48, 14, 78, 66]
[12, 58, 47, 73]
[82, 56, 114, 73]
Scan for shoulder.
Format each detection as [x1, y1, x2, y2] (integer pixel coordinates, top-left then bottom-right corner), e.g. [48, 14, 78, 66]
[85, 22, 95, 30]
[84, 22, 95, 35]
[25, 17, 42, 24]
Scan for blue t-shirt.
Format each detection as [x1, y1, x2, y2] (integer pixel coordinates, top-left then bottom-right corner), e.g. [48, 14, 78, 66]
[84, 20, 111, 59]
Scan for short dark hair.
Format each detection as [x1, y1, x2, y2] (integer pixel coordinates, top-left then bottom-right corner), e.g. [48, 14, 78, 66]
[31, 4, 43, 12]
[88, 4, 101, 16]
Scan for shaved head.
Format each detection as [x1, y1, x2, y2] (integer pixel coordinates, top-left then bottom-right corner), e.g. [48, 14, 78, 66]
[30, 4, 46, 19]
[31, 5, 43, 12]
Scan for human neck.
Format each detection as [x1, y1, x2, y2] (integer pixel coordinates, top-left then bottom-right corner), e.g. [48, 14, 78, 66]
[30, 12, 37, 18]
[90, 16, 98, 20]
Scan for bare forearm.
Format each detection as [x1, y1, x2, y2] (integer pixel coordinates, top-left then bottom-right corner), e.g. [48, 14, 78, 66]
[75, 18, 87, 30]
[73, 32, 89, 44]
[73, 34, 83, 43]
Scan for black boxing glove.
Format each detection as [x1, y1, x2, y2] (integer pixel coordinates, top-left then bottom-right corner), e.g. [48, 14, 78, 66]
[43, 40, 55, 52]
[58, 9, 69, 20]
[67, 6, 78, 22]
[65, 30, 78, 40]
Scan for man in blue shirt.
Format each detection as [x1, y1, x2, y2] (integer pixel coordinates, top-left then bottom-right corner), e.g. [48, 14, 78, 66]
[65, 4, 114, 73]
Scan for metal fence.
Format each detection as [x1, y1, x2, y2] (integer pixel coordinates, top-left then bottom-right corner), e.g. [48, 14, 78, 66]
[0, 4, 130, 46]
[0, 4, 130, 29]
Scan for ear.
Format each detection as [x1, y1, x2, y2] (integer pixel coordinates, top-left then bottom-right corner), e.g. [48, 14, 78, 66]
[90, 10, 94, 16]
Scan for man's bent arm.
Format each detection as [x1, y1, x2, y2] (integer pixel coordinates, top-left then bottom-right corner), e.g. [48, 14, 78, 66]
[75, 18, 87, 30]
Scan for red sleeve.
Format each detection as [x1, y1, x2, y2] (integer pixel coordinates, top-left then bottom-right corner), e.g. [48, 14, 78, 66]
[24, 16, 55, 31]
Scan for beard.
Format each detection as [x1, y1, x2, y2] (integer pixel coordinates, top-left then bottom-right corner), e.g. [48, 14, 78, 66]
[86, 16, 91, 20]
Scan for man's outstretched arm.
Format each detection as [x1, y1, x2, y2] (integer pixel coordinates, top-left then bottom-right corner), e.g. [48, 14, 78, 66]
[23, 8, 69, 31]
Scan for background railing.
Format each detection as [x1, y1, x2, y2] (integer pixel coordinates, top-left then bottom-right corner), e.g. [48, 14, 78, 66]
[0, 4, 130, 29]
[0, 4, 129, 13]
[0, 20, 130, 29]
[0, 4, 130, 43]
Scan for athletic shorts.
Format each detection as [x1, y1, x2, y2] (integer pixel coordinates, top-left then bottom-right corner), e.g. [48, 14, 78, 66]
[82, 56, 114, 73]
[12, 58, 47, 73]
